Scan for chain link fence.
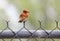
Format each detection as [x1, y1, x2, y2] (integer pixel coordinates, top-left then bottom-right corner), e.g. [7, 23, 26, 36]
[0, 20, 60, 41]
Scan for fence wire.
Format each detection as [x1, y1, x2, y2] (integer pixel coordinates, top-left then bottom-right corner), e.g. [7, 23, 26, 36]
[0, 20, 60, 41]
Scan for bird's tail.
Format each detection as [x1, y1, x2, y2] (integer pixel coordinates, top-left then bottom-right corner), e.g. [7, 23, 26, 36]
[18, 20, 23, 23]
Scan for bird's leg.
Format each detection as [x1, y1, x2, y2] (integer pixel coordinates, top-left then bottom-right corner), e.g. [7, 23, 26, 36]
[23, 21, 25, 28]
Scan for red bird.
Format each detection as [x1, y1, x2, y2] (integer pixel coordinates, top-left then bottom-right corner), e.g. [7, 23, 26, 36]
[19, 10, 29, 23]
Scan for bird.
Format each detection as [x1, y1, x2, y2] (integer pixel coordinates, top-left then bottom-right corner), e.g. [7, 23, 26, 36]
[18, 9, 29, 23]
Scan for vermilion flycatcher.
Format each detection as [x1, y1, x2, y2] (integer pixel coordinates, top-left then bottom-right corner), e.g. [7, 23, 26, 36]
[18, 10, 29, 23]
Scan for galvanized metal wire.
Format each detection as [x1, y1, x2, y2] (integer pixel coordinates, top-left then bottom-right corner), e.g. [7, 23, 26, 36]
[0, 20, 60, 41]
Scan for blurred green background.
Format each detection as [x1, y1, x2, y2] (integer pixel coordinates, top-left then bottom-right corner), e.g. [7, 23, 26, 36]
[0, 0, 60, 41]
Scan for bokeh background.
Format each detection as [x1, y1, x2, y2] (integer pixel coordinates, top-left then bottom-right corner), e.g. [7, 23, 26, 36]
[0, 0, 60, 41]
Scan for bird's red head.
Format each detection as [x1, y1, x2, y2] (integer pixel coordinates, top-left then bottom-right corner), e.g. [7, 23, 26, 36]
[23, 10, 29, 13]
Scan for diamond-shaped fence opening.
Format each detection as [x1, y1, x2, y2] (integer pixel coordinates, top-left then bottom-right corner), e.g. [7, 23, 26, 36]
[0, 21, 16, 37]
[0, 20, 60, 41]
[0, 20, 7, 30]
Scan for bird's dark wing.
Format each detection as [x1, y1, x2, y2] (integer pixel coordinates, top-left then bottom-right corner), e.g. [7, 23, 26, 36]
[19, 14, 23, 18]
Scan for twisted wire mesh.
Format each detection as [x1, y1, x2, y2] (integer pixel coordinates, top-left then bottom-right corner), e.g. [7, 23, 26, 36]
[0, 20, 60, 41]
